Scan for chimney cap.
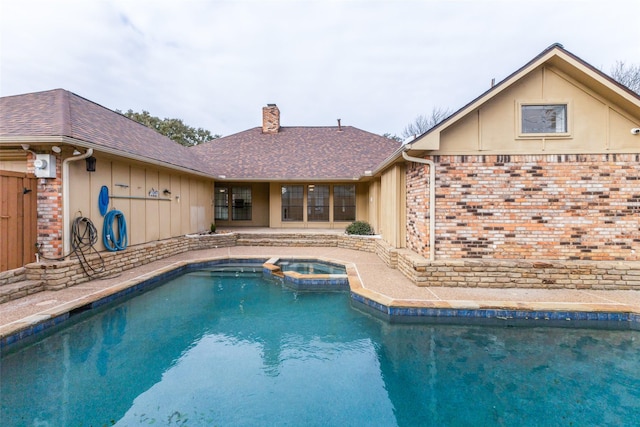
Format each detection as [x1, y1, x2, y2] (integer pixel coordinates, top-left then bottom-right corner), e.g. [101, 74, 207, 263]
[267, 103, 277, 107]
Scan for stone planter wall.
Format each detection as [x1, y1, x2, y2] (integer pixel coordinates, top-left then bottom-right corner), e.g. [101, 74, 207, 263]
[398, 251, 640, 290]
[338, 235, 378, 253]
[19, 233, 378, 292]
[11, 232, 640, 294]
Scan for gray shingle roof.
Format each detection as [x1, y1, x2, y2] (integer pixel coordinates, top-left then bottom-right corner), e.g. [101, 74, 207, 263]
[0, 89, 209, 174]
[1, 89, 402, 180]
[192, 126, 401, 180]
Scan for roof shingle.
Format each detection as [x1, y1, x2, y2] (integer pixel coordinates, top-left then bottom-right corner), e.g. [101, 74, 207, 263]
[1, 89, 402, 180]
[192, 126, 401, 180]
[0, 89, 209, 174]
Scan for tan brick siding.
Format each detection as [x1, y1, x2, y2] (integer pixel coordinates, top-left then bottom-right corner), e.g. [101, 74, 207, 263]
[406, 153, 640, 261]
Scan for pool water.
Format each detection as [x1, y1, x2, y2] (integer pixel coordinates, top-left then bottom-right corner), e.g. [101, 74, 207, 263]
[2, 270, 639, 426]
[277, 259, 347, 275]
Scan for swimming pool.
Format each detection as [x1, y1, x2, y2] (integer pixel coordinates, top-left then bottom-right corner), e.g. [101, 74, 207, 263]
[2, 267, 639, 425]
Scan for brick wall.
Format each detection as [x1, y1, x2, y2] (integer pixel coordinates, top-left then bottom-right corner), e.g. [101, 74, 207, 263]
[16, 231, 640, 291]
[22, 233, 377, 290]
[397, 252, 640, 290]
[406, 153, 640, 262]
[27, 153, 64, 259]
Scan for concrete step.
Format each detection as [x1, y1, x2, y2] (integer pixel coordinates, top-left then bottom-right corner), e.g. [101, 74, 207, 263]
[0, 280, 44, 304]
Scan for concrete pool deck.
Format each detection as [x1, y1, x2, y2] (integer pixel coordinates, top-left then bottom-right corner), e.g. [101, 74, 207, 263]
[2, 245, 640, 342]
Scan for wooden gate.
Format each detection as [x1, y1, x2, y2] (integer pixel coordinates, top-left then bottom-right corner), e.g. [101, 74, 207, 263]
[0, 170, 38, 271]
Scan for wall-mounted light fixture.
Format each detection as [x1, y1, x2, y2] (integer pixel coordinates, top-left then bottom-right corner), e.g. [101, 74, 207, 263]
[163, 189, 171, 196]
[21, 144, 37, 157]
[51, 146, 62, 153]
[86, 156, 97, 172]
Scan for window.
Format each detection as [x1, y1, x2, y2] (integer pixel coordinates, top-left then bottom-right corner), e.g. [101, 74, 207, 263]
[521, 104, 567, 134]
[215, 186, 252, 221]
[214, 188, 229, 220]
[232, 187, 252, 220]
[333, 184, 356, 221]
[282, 185, 303, 221]
[307, 185, 329, 221]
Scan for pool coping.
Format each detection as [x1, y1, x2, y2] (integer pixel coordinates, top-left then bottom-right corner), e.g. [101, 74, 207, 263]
[2, 255, 640, 348]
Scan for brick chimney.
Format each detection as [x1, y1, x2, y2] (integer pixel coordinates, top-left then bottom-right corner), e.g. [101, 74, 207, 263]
[262, 104, 280, 134]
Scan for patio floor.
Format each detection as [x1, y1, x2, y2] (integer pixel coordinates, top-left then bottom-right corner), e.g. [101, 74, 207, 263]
[2, 244, 640, 341]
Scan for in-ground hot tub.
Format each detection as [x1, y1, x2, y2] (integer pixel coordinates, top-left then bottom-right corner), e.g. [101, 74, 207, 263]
[263, 257, 349, 291]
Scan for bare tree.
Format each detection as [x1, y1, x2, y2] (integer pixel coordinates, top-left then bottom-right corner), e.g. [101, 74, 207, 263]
[401, 106, 452, 139]
[610, 61, 640, 94]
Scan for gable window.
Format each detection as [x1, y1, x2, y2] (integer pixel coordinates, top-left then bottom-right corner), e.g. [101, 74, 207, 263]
[307, 184, 329, 221]
[282, 185, 303, 221]
[521, 104, 567, 134]
[333, 184, 356, 221]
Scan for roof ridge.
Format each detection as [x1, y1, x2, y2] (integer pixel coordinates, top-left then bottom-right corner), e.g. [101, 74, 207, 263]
[55, 89, 73, 137]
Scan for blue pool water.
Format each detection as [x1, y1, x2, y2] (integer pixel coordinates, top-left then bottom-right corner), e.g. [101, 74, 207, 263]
[2, 270, 639, 426]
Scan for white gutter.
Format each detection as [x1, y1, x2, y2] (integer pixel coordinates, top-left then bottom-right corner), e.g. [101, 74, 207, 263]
[62, 148, 93, 255]
[402, 151, 436, 262]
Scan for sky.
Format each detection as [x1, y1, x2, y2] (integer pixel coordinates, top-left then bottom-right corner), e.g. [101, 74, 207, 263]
[1, 0, 639, 138]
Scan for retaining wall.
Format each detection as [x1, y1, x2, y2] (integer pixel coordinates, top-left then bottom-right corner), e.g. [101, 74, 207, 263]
[398, 250, 640, 290]
[19, 233, 378, 292]
[10, 231, 640, 295]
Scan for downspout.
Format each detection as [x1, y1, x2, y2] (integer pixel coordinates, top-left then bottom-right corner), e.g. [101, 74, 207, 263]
[402, 151, 436, 261]
[62, 148, 93, 255]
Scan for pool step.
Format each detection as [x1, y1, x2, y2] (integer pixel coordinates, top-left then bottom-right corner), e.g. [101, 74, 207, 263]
[0, 280, 44, 304]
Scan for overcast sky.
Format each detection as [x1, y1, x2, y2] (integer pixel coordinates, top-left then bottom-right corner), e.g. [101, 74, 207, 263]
[1, 0, 639, 138]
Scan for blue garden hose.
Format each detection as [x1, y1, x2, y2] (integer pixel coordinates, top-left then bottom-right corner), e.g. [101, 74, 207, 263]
[98, 185, 110, 216]
[103, 209, 128, 251]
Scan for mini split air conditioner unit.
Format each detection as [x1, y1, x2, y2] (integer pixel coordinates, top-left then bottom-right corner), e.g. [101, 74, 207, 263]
[33, 154, 56, 178]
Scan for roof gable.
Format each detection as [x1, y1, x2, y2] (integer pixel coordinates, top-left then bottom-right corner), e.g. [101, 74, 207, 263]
[407, 44, 640, 153]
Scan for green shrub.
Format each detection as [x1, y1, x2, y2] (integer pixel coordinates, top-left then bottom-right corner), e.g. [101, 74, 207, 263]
[210, 223, 217, 233]
[345, 220, 374, 235]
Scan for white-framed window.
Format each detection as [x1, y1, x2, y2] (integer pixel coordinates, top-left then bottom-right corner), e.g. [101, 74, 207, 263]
[519, 103, 568, 135]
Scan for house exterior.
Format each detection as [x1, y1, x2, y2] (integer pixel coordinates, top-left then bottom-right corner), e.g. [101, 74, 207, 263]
[0, 91, 400, 271]
[191, 104, 401, 231]
[390, 44, 640, 262]
[0, 89, 216, 270]
[1, 43, 639, 279]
